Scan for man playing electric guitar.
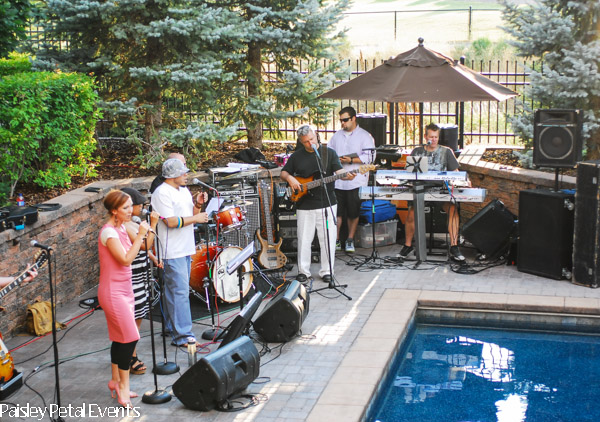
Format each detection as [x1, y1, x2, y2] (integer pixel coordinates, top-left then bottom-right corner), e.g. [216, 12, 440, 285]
[0, 267, 38, 288]
[280, 125, 354, 285]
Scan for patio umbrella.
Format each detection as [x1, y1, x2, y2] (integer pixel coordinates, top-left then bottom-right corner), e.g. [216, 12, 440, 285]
[320, 38, 518, 144]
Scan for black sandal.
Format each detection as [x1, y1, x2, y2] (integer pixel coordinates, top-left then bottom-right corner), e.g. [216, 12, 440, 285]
[130, 355, 146, 375]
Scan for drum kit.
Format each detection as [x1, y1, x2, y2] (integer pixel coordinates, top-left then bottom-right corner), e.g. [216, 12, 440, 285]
[189, 194, 254, 306]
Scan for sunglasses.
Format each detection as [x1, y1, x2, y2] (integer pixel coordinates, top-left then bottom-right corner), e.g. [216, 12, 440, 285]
[340, 117, 353, 123]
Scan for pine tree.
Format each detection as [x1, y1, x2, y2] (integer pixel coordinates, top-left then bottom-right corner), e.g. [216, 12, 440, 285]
[32, 0, 348, 157]
[0, 0, 32, 58]
[501, 0, 600, 158]
[216, 0, 349, 148]
[33, 0, 245, 166]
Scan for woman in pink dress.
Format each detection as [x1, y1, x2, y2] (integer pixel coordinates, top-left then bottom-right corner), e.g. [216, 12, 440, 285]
[98, 190, 150, 408]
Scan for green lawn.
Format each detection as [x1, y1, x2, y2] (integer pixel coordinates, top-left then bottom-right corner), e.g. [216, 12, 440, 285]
[340, 0, 511, 58]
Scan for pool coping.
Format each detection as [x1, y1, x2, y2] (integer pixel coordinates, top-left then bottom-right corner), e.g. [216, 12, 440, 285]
[305, 289, 600, 422]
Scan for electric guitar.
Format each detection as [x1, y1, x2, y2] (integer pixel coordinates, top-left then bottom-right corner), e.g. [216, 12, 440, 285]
[0, 251, 47, 301]
[256, 181, 287, 270]
[286, 164, 376, 203]
[0, 332, 14, 382]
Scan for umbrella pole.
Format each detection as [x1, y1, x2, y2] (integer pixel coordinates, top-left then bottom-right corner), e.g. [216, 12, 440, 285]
[459, 57, 466, 148]
[387, 102, 394, 145]
[419, 103, 424, 142]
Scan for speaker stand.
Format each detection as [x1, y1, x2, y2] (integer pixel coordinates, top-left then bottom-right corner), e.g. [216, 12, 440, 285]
[554, 168, 560, 191]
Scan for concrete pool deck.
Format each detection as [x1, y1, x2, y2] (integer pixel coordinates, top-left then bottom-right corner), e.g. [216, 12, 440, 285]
[3, 244, 600, 421]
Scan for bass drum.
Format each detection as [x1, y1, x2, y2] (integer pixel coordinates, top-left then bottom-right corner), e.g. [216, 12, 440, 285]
[213, 247, 253, 303]
[189, 243, 221, 294]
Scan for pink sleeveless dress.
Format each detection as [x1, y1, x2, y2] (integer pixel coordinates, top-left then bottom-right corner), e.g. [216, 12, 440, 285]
[97, 223, 140, 343]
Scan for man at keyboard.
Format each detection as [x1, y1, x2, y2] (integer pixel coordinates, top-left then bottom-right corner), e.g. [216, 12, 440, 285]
[398, 123, 465, 262]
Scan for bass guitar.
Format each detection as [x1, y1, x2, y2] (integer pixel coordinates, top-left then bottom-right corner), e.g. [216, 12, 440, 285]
[256, 181, 287, 270]
[0, 251, 47, 301]
[285, 164, 376, 203]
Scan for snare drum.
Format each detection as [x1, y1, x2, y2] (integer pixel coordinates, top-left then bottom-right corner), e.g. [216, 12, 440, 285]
[212, 247, 253, 303]
[214, 205, 246, 233]
[189, 243, 220, 293]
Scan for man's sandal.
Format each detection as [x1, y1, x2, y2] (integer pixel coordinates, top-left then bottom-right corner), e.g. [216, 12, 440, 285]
[130, 356, 146, 375]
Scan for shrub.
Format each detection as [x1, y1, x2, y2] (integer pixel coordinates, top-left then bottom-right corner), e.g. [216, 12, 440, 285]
[0, 71, 100, 203]
[0, 52, 32, 76]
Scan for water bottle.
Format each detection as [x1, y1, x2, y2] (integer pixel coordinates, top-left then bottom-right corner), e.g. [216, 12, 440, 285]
[15, 193, 25, 230]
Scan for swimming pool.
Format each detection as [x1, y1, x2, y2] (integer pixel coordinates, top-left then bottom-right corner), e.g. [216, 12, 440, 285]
[369, 324, 600, 422]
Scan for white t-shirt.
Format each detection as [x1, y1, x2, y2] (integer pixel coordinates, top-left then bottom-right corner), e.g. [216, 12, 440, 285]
[328, 125, 375, 190]
[100, 226, 119, 246]
[151, 182, 196, 260]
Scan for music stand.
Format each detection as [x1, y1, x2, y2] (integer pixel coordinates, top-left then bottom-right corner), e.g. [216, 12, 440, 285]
[226, 241, 255, 311]
[405, 156, 428, 174]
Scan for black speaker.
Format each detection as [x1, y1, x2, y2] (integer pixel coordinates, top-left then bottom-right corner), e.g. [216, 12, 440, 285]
[533, 109, 583, 168]
[573, 160, 600, 287]
[356, 113, 387, 147]
[253, 280, 310, 343]
[173, 336, 260, 411]
[439, 124, 459, 151]
[517, 189, 574, 279]
[462, 199, 516, 258]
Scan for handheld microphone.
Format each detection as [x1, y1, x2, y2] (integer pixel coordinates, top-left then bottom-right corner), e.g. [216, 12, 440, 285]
[30, 240, 52, 251]
[426, 140, 432, 145]
[191, 178, 217, 192]
[311, 143, 321, 159]
[132, 216, 156, 234]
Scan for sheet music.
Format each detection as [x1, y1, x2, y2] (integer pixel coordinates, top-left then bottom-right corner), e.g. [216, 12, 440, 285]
[205, 197, 224, 215]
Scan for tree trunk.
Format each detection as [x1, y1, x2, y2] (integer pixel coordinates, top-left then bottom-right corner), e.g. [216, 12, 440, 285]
[246, 41, 263, 149]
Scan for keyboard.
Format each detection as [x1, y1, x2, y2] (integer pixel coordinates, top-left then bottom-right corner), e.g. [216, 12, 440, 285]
[359, 186, 486, 203]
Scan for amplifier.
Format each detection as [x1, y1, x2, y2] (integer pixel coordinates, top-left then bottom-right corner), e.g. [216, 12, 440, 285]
[278, 214, 320, 262]
[216, 185, 258, 197]
[216, 192, 260, 249]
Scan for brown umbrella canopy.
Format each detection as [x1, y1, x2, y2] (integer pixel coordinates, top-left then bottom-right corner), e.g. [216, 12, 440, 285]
[320, 40, 517, 103]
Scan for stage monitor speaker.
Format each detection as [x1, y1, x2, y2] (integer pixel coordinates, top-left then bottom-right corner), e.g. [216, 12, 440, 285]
[439, 124, 459, 151]
[356, 113, 387, 147]
[573, 160, 600, 287]
[253, 279, 310, 343]
[517, 189, 574, 279]
[462, 199, 516, 258]
[533, 109, 583, 168]
[173, 336, 260, 411]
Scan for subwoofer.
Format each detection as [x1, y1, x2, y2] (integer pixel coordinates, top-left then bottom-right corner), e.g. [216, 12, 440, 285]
[533, 109, 583, 168]
[173, 336, 260, 411]
[517, 189, 574, 279]
[462, 199, 516, 258]
[573, 160, 600, 287]
[253, 280, 310, 343]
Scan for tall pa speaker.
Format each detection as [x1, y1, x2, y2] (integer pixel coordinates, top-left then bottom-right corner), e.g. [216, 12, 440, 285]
[517, 189, 574, 279]
[356, 113, 387, 147]
[253, 279, 309, 343]
[438, 124, 459, 151]
[462, 199, 516, 258]
[533, 109, 583, 168]
[573, 160, 600, 287]
[173, 336, 259, 411]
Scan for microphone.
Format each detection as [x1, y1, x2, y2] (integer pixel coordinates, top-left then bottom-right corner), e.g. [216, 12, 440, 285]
[362, 148, 377, 151]
[30, 240, 52, 251]
[132, 216, 156, 234]
[311, 143, 321, 158]
[191, 178, 217, 192]
[426, 140, 432, 145]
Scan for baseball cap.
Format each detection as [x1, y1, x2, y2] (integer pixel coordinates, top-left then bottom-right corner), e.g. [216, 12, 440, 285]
[120, 187, 148, 205]
[162, 158, 190, 179]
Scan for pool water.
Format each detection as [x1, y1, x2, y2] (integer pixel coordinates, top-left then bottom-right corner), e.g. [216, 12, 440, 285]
[370, 325, 600, 422]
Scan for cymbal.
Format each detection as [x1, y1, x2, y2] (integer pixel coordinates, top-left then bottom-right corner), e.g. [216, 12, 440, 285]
[234, 200, 253, 206]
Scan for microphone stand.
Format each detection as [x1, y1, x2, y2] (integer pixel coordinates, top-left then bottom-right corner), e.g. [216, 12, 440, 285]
[355, 150, 382, 269]
[152, 231, 179, 375]
[201, 221, 223, 340]
[47, 249, 64, 422]
[141, 235, 171, 404]
[308, 144, 351, 300]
